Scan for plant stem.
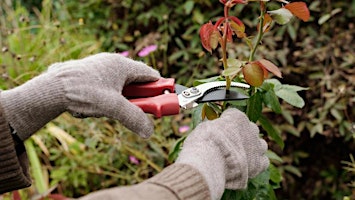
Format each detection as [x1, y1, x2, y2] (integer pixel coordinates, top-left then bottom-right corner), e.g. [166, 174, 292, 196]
[222, 31, 231, 90]
[222, 6, 231, 90]
[249, 2, 266, 62]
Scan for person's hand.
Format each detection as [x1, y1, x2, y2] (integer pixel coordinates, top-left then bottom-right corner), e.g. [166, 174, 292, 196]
[176, 108, 269, 200]
[0, 53, 160, 140]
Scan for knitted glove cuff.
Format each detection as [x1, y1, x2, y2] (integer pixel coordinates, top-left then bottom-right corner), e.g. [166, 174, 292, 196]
[0, 97, 31, 194]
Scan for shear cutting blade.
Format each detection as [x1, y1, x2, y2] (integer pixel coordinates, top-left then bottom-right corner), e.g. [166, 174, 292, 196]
[174, 84, 189, 95]
[197, 88, 248, 102]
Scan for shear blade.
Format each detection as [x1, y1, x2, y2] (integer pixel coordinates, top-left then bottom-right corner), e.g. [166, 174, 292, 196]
[197, 88, 249, 102]
[174, 84, 189, 95]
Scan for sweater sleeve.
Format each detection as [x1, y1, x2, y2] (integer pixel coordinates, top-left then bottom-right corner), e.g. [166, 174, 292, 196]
[0, 96, 32, 194]
[79, 164, 211, 200]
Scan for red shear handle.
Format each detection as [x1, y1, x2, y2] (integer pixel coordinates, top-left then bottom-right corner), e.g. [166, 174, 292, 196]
[129, 93, 180, 118]
[123, 78, 175, 98]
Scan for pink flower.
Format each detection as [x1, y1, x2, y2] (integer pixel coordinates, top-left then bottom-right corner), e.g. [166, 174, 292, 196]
[138, 45, 157, 57]
[119, 51, 130, 57]
[179, 125, 190, 133]
[129, 155, 140, 165]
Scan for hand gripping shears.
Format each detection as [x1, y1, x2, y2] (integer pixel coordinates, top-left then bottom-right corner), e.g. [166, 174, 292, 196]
[122, 78, 250, 118]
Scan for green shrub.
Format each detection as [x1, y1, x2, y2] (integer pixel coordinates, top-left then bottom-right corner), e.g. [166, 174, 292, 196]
[1, 0, 354, 199]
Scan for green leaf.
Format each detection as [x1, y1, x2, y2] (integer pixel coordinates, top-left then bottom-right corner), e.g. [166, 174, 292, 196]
[264, 79, 283, 94]
[25, 139, 48, 194]
[281, 84, 308, 92]
[246, 92, 262, 122]
[275, 89, 305, 108]
[310, 123, 323, 138]
[318, 8, 342, 25]
[268, 8, 293, 25]
[265, 79, 282, 88]
[227, 58, 244, 68]
[260, 81, 275, 93]
[168, 136, 186, 162]
[251, 169, 270, 185]
[284, 165, 302, 177]
[330, 108, 343, 122]
[287, 23, 297, 41]
[281, 109, 294, 125]
[192, 9, 204, 24]
[193, 76, 221, 86]
[266, 150, 283, 163]
[202, 103, 218, 120]
[267, 184, 278, 200]
[222, 58, 245, 82]
[183, 0, 194, 14]
[222, 170, 272, 200]
[251, 170, 272, 199]
[269, 164, 282, 183]
[228, 99, 248, 107]
[259, 115, 284, 149]
[222, 66, 242, 77]
[263, 89, 282, 114]
[192, 104, 204, 128]
[281, 124, 300, 137]
[264, 80, 307, 108]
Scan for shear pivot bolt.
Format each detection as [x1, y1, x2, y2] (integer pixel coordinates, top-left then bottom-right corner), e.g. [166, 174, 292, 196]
[183, 91, 190, 96]
[190, 87, 199, 94]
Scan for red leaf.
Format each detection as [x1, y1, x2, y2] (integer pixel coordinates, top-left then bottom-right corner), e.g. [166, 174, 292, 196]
[229, 17, 246, 38]
[200, 22, 220, 53]
[262, 66, 268, 78]
[257, 59, 282, 78]
[229, 16, 243, 26]
[215, 17, 225, 27]
[258, 13, 272, 33]
[243, 62, 265, 87]
[284, 2, 310, 22]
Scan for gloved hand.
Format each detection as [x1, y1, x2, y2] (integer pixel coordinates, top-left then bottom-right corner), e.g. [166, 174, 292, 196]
[0, 53, 160, 140]
[176, 108, 269, 200]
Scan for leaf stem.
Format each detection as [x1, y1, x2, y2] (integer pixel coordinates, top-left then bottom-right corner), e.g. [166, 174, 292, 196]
[249, 2, 266, 62]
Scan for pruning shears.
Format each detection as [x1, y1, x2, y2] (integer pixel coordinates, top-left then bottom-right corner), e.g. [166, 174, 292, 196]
[122, 78, 250, 118]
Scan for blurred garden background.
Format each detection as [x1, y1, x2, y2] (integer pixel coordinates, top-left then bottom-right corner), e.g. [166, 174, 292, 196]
[0, 0, 354, 199]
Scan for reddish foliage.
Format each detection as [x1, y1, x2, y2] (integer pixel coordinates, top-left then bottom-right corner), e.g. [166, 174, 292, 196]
[199, 21, 220, 53]
[285, 2, 310, 22]
[257, 59, 282, 78]
[242, 62, 265, 87]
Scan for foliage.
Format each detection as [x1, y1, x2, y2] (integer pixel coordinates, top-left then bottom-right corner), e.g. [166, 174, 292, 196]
[342, 155, 355, 189]
[0, 0, 354, 199]
[185, 1, 310, 199]
[0, 0, 100, 89]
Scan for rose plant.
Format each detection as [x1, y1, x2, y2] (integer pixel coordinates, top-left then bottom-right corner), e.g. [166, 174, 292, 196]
[170, 0, 311, 199]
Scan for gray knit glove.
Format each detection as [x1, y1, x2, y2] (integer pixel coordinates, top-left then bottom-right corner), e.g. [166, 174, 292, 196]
[0, 53, 160, 140]
[176, 108, 269, 200]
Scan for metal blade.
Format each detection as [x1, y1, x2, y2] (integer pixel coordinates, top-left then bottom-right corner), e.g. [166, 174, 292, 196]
[174, 84, 189, 95]
[197, 88, 249, 102]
